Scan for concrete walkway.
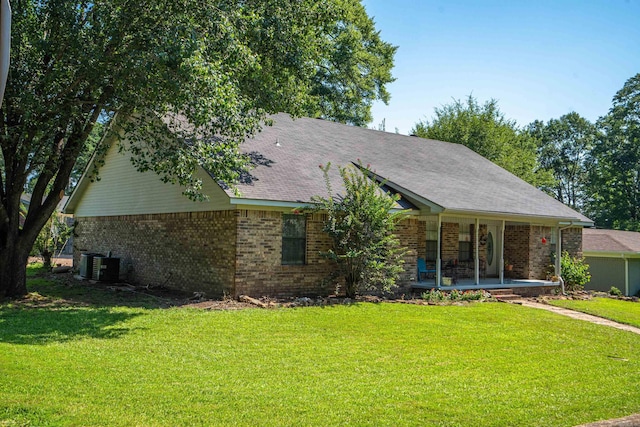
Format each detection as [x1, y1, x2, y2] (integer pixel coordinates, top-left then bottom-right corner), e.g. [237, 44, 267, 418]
[515, 300, 640, 427]
[574, 413, 640, 427]
[516, 300, 640, 335]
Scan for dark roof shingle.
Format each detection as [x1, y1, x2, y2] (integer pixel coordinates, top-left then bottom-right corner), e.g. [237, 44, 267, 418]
[225, 113, 591, 223]
[583, 228, 640, 253]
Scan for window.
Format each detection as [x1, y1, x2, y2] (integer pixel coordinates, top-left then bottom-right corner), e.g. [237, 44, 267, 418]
[282, 214, 306, 265]
[458, 224, 472, 261]
[425, 221, 438, 262]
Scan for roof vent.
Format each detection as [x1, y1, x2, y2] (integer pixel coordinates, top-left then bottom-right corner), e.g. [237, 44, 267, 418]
[275, 138, 281, 147]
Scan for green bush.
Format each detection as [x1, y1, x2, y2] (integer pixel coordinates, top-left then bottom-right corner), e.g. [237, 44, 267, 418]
[560, 251, 591, 291]
[310, 162, 406, 298]
[421, 289, 486, 303]
[609, 286, 623, 297]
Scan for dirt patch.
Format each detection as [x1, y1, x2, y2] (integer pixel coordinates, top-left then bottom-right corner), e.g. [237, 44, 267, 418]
[28, 256, 73, 267]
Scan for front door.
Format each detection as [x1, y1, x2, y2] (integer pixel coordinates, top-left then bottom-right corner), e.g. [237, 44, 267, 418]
[485, 225, 499, 277]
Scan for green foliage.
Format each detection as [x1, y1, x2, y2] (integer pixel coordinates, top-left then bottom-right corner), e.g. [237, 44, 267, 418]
[421, 289, 486, 303]
[0, 0, 397, 297]
[310, 162, 406, 298]
[586, 73, 640, 229]
[30, 215, 73, 267]
[527, 112, 597, 211]
[560, 251, 591, 291]
[412, 95, 553, 187]
[609, 286, 623, 297]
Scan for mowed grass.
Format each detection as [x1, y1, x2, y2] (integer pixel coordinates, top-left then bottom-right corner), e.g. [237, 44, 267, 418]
[549, 297, 640, 328]
[1, 270, 639, 426]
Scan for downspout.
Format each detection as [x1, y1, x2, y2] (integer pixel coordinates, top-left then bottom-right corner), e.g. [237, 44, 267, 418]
[556, 221, 576, 295]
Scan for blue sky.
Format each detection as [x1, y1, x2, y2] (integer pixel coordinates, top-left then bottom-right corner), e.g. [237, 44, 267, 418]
[362, 0, 640, 134]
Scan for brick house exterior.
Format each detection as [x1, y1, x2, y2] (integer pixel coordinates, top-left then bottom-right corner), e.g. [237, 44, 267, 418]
[73, 210, 583, 298]
[65, 113, 591, 298]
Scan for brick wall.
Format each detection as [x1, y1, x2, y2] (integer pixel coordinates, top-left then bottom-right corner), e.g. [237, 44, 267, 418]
[74, 211, 237, 297]
[504, 224, 572, 280]
[235, 211, 421, 297]
[562, 227, 583, 257]
[234, 210, 336, 298]
[441, 222, 459, 262]
[528, 226, 554, 279]
[75, 209, 425, 299]
[395, 218, 422, 285]
[504, 225, 530, 278]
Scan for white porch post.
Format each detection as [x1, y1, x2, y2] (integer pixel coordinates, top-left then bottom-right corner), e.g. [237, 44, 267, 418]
[555, 226, 562, 277]
[474, 218, 480, 285]
[500, 220, 505, 284]
[436, 214, 442, 287]
[625, 258, 630, 296]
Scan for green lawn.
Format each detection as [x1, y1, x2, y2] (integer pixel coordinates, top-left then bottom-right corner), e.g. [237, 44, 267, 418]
[1, 269, 639, 426]
[549, 297, 640, 328]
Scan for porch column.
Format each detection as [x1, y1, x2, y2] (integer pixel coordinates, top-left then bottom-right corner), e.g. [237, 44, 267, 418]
[625, 258, 630, 296]
[500, 220, 505, 284]
[555, 226, 562, 277]
[474, 218, 479, 285]
[436, 214, 442, 287]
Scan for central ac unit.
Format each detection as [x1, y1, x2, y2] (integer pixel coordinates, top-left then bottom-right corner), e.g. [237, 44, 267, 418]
[92, 256, 120, 282]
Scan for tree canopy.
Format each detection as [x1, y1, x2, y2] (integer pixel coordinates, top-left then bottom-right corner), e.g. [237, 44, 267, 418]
[412, 95, 552, 188]
[0, 0, 396, 297]
[526, 112, 596, 211]
[586, 73, 640, 230]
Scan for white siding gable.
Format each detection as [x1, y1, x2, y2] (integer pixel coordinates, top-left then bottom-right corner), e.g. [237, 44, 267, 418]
[73, 143, 231, 217]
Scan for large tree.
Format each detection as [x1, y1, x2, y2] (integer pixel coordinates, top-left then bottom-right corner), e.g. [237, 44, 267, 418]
[586, 73, 640, 230]
[0, 0, 396, 298]
[527, 112, 596, 211]
[412, 95, 552, 187]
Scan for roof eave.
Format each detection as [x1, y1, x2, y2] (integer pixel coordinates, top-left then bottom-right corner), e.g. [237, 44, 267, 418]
[583, 250, 640, 258]
[229, 197, 420, 214]
[441, 207, 593, 226]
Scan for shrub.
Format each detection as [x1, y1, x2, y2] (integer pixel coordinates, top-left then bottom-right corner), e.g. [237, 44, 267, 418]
[310, 162, 407, 298]
[421, 289, 486, 303]
[560, 251, 591, 291]
[609, 286, 623, 297]
[421, 289, 445, 302]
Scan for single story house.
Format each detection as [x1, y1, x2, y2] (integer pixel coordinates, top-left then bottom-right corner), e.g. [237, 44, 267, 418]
[64, 113, 592, 298]
[583, 228, 640, 297]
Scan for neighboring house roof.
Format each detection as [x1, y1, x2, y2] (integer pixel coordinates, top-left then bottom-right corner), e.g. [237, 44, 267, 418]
[21, 193, 69, 212]
[230, 113, 591, 223]
[583, 228, 640, 254]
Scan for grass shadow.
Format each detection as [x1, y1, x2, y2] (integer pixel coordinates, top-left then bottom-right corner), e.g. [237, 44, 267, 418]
[0, 266, 175, 345]
[0, 305, 142, 345]
[21, 265, 189, 310]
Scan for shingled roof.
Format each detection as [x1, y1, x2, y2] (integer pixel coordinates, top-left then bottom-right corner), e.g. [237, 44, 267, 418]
[583, 228, 640, 253]
[228, 113, 591, 223]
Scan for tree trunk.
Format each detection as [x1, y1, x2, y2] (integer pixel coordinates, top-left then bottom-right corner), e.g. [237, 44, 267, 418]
[0, 247, 30, 298]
